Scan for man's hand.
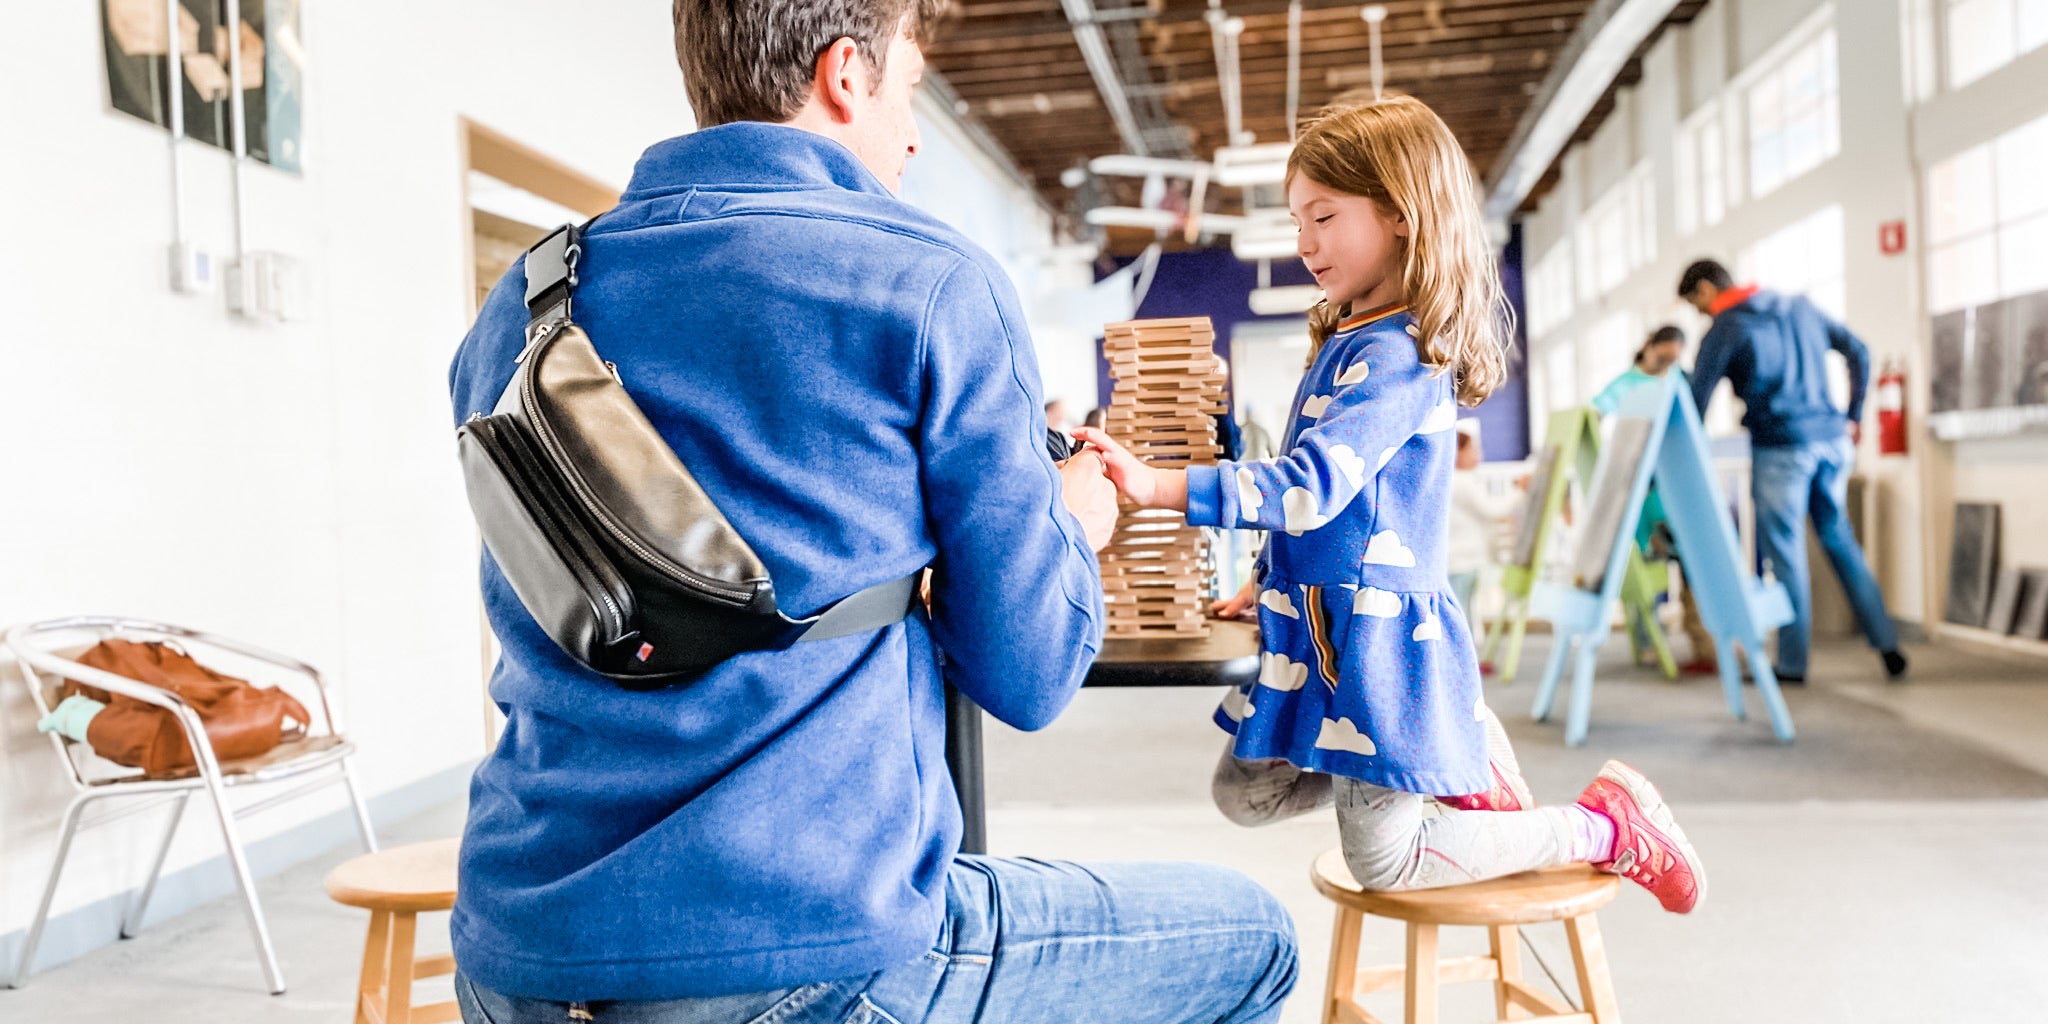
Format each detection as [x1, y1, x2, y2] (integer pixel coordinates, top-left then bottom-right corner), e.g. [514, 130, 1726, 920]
[1058, 451, 1119, 552]
[1847, 418, 1863, 445]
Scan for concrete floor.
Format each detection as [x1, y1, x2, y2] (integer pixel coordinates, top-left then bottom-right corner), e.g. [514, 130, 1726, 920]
[5, 636, 2047, 1023]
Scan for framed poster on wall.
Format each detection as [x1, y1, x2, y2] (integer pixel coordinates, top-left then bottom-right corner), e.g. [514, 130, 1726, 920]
[101, 0, 304, 172]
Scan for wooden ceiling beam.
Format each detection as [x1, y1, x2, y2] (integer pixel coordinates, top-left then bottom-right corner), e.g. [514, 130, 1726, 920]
[931, 0, 1592, 45]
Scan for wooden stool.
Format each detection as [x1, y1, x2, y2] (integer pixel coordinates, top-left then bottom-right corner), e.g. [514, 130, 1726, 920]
[1311, 849, 1623, 1024]
[325, 838, 461, 1024]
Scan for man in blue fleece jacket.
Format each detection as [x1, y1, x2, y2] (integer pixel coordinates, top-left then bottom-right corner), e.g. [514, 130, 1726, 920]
[445, 3, 1298, 1022]
[1679, 259, 1908, 685]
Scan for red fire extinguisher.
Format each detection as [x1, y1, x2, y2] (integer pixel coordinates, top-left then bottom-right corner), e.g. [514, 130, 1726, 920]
[1876, 359, 1908, 456]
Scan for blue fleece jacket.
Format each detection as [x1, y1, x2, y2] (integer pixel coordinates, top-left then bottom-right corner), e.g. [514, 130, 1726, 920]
[1689, 289, 1870, 448]
[445, 124, 1103, 1001]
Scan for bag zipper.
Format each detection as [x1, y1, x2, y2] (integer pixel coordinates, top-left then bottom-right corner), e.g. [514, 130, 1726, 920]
[517, 331, 758, 609]
[472, 417, 635, 645]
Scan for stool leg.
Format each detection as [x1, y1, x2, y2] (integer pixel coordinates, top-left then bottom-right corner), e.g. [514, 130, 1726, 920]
[1323, 906, 1363, 1024]
[356, 910, 390, 1024]
[386, 911, 418, 1024]
[1404, 922, 1439, 1024]
[1489, 924, 1523, 1020]
[1564, 914, 1622, 1024]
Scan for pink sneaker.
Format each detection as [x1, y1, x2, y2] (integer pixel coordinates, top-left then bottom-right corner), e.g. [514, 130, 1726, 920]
[1577, 760, 1706, 914]
[1439, 759, 1536, 813]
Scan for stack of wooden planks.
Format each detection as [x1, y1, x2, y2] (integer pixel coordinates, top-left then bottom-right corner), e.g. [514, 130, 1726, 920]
[1097, 317, 1227, 639]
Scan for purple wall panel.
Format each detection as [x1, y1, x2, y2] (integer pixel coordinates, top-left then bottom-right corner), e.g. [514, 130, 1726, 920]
[1091, 236, 1531, 462]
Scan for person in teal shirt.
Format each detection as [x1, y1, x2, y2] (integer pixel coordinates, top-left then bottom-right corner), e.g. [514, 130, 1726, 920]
[1593, 326, 1716, 673]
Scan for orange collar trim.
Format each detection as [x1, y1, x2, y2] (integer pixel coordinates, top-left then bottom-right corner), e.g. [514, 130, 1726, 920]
[1336, 303, 1409, 333]
[1708, 284, 1760, 317]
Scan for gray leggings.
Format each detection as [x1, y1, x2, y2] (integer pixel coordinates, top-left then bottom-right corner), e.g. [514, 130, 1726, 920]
[1211, 705, 1580, 891]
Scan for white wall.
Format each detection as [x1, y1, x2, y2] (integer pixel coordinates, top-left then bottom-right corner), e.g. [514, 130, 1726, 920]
[1907, 33, 2048, 580]
[0, 0, 1063, 959]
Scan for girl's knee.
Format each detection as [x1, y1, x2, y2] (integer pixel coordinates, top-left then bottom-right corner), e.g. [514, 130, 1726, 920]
[1341, 848, 1426, 892]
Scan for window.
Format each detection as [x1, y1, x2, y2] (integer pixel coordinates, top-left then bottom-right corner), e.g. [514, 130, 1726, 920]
[1738, 205, 1847, 321]
[1740, 205, 1851, 408]
[1674, 104, 1727, 238]
[1542, 342, 1580, 416]
[1945, 0, 2048, 90]
[1579, 311, 1643, 404]
[1526, 241, 1575, 339]
[1746, 29, 1840, 198]
[1572, 163, 1656, 301]
[1927, 111, 2048, 312]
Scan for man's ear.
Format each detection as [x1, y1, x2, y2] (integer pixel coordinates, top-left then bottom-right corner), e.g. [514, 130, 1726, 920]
[814, 36, 863, 125]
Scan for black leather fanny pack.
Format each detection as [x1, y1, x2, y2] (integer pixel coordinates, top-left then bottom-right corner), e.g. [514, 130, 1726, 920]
[456, 225, 917, 686]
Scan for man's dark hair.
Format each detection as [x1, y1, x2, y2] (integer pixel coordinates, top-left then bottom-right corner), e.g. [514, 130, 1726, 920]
[674, 0, 950, 128]
[1677, 259, 1734, 298]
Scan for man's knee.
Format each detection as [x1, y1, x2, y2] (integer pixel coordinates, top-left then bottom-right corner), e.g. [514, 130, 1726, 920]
[1222, 871, 1299, 1019]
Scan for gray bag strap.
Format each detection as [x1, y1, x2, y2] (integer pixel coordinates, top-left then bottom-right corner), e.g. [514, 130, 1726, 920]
[793, 573, 921, 642]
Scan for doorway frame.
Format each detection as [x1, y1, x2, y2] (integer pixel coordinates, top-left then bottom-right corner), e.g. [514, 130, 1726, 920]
[455, 118, 621, 749]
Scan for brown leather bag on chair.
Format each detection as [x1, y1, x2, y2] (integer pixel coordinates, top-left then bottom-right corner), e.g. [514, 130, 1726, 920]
[61, 639, 313, 777]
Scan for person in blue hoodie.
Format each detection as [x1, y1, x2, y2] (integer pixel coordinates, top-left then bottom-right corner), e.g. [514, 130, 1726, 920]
[443, 3, 1298, 1023]
[1679, 259, 1908, 684]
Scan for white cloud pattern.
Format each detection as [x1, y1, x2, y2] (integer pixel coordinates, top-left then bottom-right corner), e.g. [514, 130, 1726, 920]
[1236, 467, 1264, 522]
[1301, 394, 1334, 419]
[1258, 588, 1300, 619]
[1377, 446, 1400, 471]
[1258, 651, 1309, 692]
[1362, 529, 1416, 567]
[1472, 695, 1488, 723]
[1336, 360, 1370, 386]
[1221, 686, 1254, 722]
[1417, 401, 1459, 434]
[1282, 487, 1328, 535]
[1354, 587, 1402, 618]
[1412, 614, 1444, 642]
[1328, 444, 1367, 490]
[1314, 717, 1378, 756]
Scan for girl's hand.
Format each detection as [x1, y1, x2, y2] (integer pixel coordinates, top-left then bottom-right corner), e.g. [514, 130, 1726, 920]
[1211, 580, 1258, 621]
[1070, 427, 1188, 510]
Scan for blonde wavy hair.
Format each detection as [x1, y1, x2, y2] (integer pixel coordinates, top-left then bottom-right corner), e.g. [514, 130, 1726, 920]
[1288, 93, 1511, 406]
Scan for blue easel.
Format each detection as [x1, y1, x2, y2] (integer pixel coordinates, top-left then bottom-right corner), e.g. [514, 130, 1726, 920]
[1529, 376, 1797, 746]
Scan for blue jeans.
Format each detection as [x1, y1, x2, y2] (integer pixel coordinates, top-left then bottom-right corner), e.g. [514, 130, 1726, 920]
[1750, 436, 1899, 675]
[455, 856, 1298, 1024]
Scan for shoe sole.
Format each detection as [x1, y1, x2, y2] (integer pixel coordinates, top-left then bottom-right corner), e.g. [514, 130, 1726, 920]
[1601, 760, 1708, 910]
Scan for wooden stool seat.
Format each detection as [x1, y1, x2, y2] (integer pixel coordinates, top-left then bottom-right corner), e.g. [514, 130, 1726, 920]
[1311, 850, 1625, 1024]
[325, 839, 461, 1024]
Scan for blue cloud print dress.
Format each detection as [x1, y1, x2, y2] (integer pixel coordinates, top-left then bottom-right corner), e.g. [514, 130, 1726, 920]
[1183, 303, 1488, 797]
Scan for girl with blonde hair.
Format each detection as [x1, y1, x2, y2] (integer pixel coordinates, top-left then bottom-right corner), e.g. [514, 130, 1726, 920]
[1077, 95, 1705, 912]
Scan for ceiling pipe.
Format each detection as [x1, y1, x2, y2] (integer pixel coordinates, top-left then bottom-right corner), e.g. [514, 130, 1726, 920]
[1482, 0, 1682, 224]
[1062, 0, 1153, 155]
[1207, 5, 1248, 147]
[1360, 5, 1387, 100]
[1285, 1, 1303, 139]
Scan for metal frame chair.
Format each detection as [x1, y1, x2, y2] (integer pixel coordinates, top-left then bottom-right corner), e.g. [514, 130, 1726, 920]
[4, 616, 379, 995]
